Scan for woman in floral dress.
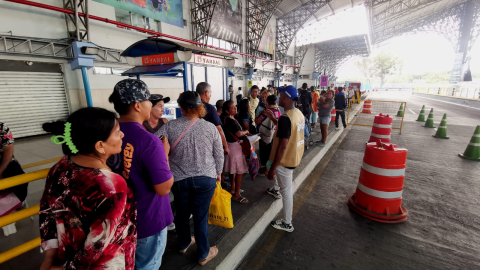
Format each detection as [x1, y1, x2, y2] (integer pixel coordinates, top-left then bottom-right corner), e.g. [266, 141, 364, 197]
[39, 107, 136, 270]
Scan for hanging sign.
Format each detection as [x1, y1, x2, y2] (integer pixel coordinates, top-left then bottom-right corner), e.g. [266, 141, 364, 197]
[194, 54, 222, 67]
[247, 80, 253, 88]
[320, 75, 329, 87]
[141, 53, 175, 66]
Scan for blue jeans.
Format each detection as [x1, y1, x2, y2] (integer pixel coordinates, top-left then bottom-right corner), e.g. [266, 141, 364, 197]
[319, 116, 331, 125]
[172, 176, 217, 261]
[135, 228, 167, 270]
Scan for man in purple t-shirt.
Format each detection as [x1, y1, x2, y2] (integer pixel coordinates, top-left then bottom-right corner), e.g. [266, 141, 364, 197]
[108, 79, 174, 270]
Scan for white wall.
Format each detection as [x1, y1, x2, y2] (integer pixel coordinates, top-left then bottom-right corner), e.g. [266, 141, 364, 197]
[0, 0, 193, 112]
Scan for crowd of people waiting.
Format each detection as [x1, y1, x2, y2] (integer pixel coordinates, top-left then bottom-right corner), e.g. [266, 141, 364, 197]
[0, 79, 355, 270]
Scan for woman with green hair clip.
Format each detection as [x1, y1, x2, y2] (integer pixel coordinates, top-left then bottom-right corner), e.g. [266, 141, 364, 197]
[39, 107, 137, 270]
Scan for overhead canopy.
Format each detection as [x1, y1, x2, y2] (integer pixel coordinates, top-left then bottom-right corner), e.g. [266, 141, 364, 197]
[121, 38, 236, 59]
[122, 62, 183, 77]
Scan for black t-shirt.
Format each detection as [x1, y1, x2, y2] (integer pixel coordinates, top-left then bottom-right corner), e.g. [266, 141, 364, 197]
[276, 115, 291, 139]
[222, 116, 243, 143]
[202, 100, 222, 126]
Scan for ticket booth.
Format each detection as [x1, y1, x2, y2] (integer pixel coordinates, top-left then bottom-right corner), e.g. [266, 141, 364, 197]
[120, 38, 236, 107]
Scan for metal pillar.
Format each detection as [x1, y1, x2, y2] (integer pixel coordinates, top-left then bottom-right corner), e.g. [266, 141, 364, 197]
[81, 67, 93, 107]
[183, 62, 189, 92]
[63, 0, 89, 41]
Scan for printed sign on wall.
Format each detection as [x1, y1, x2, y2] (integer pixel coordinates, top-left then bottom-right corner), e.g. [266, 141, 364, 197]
[194, 54, 222, 67]
[94, 0, 184, 28]
[209, 0, 242, 44]
[141, 53, 175, 65]
[320, 75, 329, 87]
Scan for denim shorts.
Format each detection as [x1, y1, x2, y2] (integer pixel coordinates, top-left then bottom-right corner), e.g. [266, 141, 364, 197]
[309, 112, 318, 123]
[319, 116, 331, 125]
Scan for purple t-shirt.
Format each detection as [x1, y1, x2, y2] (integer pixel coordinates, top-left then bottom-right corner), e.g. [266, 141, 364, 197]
[117, 122, 173, 239]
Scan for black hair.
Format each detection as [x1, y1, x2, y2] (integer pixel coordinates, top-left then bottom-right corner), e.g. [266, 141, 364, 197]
[310, 86, 315, 91]
[109, 91, 132, 115]
[223, 100, 234, 113]
[237, 99, 250, 117]
[338, 87, 344, 92]
[229, 85, 233, 88]
[238, 87, 242, 90]
[251, 85, 259, 90]
[196, 82, 211, 95]
[320, 90, 327, 95]
[266, 95, 277, 105]
[42, 107, 117, 156]
[302, 83, 308, 89]
[216, 99, 225, 111]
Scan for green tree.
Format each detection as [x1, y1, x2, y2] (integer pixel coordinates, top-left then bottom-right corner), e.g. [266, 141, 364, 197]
[373, 52, 401, 86]
[354, 57, 375, 84]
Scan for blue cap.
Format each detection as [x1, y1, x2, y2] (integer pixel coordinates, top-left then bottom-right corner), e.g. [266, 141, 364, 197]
[277, 85, 298, 100]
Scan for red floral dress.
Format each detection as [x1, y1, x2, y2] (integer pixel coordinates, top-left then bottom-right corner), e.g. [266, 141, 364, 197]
[39, 156, 137, 270]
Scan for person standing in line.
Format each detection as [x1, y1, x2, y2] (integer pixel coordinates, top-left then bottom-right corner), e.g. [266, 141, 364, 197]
[256, 89, 270, 118]
[247, 85, 260, 127]
[216, 100, 225, 116]
[267, 85, 305, 232]
[108, 79, 174, 270]
[334, 87, 347, 130]
[310, 86, 319, 129]
[256, 95, 281, 179]
[297, 83, 312, 120]
[316, 90, 335, 147]
[222, 100, 250, 203]
[196, 82, 230, 156]
[0, 122, 28, 219]
[236, 87, 243, 105]
[156, 91, 223, 266]
[39, 108, 136, 270]
[348, 86, 355, 107]
[237, 99, 257, 135]
[228, 85, 234, 101]
[143, 94, 170, 134]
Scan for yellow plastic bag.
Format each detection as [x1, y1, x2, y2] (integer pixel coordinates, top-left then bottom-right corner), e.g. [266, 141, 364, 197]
[208, 182, 234, 228]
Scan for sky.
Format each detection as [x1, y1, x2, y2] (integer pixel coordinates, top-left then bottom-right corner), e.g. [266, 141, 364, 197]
[295, 5, 480, 79]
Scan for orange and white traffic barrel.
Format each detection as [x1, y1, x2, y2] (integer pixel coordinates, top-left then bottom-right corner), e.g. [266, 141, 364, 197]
[362, 100, 372, 113]
[368, 114, 392, 143]
[331, 108, 336, 122]
[348, 141, 408, 223]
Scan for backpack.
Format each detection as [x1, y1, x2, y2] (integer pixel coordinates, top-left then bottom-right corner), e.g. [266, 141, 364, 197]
[299, 90, 312, 117]
[258, 108, 279, 144]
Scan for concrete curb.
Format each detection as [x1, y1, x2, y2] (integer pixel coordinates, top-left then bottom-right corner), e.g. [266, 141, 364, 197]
[412, 92, 480, 110]
[210, 104, 363, 270]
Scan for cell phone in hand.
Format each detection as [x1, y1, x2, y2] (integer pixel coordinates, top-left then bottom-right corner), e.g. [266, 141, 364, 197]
[159, 135, 164, 140]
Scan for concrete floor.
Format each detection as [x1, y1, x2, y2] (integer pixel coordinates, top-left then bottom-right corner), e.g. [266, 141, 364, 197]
[238, 91, 480, 270]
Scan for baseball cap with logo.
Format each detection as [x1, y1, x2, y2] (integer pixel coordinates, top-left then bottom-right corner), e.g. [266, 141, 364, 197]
[111, 79, 151, 104]
[277, 85, 298, 100]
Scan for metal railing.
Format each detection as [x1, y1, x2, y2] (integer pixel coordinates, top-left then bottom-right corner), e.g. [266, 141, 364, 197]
[0, 169, 49, 264]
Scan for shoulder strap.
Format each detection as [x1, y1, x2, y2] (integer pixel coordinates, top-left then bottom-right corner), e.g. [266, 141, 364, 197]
[171, 118, 199, 152]
[224, 117, 241, 142]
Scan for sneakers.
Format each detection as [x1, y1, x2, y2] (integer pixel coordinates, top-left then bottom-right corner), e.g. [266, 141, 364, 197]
[266, 188, 282, 199]
[270, 219, 294, 232]
[167, 222, 176, 231]
[335, 127, 341, 131]
[316, 141, 326, 146]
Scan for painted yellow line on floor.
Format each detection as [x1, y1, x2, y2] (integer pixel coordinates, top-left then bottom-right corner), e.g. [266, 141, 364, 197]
[244, 129, 351, 270]
[21, 157, 62, 169]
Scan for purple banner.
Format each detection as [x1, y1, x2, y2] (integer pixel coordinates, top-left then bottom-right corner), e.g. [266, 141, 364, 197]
[320, 75, 329, 87]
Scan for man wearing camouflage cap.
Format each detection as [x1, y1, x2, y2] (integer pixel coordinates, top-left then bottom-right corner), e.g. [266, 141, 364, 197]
[109, 79, 174, 270]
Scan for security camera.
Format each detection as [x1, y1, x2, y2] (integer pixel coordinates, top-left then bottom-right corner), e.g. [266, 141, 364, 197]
[26, 61, 33, 66]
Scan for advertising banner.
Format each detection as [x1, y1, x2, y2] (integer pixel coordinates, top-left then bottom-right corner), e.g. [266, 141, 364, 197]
[94, 0, 184, 28]
[258, 18, 275, 54]
[320, 75, 329, 87]
[209, 0, 242, 44]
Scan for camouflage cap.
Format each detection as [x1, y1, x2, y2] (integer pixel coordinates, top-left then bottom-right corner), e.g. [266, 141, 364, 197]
[112, 79, 151, 104]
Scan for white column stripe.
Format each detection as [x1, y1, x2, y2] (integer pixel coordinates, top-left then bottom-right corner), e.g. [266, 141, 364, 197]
[469, 143, 480, 146]
[438, 126, 447, 129]
[373, 123, 392, 128]
[370, 133, 391, 139]
[357, 183, 403, 199]
[362, 162, 405, 176]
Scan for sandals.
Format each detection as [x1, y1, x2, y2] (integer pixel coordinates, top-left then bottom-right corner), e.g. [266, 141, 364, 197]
[232, 196, 249, 204]
[230, 189, 244, 195]
[179, 236, 195, 254]
[198, 246, 219, 266]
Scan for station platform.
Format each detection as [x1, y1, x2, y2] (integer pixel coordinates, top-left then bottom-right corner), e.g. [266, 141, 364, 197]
[1, 116, 339, 270]
[238, 91, 480, 269]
